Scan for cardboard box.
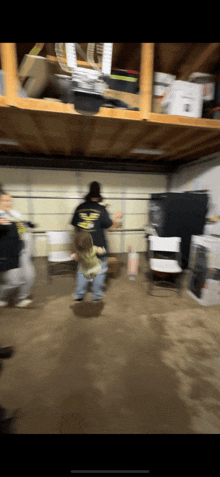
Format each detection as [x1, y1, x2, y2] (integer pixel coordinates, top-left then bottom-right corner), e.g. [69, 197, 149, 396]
[187, 235, 220, 306]
[162, 80, 203, 118]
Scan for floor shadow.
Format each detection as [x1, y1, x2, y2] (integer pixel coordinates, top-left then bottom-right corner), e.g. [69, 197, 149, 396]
[70, 301, 104, 318]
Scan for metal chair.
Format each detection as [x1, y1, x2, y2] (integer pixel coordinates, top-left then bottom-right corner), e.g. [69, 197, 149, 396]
[46, 231, 74, 283]
[148, 236, 183, 295]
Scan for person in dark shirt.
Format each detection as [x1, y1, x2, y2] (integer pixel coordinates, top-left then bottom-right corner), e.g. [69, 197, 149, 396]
[0, 185, 36, 307]
[70, 181, 122, 302]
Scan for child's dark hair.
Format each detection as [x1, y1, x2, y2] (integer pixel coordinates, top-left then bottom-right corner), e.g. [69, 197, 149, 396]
[74, 230, 93, 269]
[74, 229, 93, 252]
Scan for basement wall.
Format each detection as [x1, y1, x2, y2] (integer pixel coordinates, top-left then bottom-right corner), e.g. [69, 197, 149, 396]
[169, 153, 220, 237]
[0, 166, 167, 256]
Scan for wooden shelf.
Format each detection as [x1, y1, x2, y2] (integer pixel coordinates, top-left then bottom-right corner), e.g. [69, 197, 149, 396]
[0, 95, 7, 107]
[149, 43, 220, 131]
[12, 96, 141, 120]
[148, 112, 220, 129]
[1, 42, 220, 172]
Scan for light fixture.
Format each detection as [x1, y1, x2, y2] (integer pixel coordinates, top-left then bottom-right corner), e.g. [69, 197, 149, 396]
[130, 148, 164, 155]
[0, 139, 20, 146]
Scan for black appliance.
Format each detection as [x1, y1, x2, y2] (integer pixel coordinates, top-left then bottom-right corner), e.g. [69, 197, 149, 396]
[189, 244, 207, 298]
[148, 192, 209, 269]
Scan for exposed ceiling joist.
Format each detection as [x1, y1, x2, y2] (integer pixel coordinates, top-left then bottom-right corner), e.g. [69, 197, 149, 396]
[178, 43, 220, 80]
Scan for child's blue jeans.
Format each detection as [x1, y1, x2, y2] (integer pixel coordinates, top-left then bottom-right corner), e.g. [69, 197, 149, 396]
[74, 258, 108, 301]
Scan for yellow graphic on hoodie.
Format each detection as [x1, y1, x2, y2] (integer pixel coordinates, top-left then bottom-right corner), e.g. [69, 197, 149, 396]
[78, 211, 100, 230]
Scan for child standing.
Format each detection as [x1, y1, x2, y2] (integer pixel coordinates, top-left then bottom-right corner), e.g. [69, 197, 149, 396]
[71, 230, 107, 302]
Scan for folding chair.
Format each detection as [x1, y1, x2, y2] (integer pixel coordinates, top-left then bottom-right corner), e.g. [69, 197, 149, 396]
[148, 236, 182, 295]
[46, 231, 74, 283]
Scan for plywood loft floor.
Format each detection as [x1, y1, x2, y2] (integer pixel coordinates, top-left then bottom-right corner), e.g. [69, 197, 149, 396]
[1, 254, 220, 434]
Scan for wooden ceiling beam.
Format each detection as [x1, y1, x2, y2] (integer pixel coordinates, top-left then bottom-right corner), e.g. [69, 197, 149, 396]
[160, 130, 218, 160]
[139, 123, 172, 145]
[75, 116, 97, 157]
[159, 127, 197, 152]
[102, 122, 131, 158]
[25, 113, 50, 155]
[169, 44, 194, 75]
[10, 110, 50, 155]
[168, 134, 220, 161]
[63, 117, 74, 156]
[116, 122, 150, 158]
[112, 43, 129, 69]
[4, 113, 30, 154]
[154, 43, 194, 75]
[178, 43, 220, 80]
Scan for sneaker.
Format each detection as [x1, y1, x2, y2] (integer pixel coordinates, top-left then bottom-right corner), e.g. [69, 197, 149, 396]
[15, 299, 33, 308]
[71, 294, 84, 302]
[0, 301, 8, 307]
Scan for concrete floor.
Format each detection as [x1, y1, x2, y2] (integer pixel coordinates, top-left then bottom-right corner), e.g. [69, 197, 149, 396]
[0, 253, 220, 435]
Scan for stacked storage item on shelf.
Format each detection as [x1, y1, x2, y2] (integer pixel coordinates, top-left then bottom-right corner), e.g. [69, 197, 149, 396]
[105, 69, 139, 110]
[188, 72, 215, 119]
[159, 72, 217, 119]
[161, 80, 203, 117]
[187, 234, 220, 306]
[152, 73, 176, 113]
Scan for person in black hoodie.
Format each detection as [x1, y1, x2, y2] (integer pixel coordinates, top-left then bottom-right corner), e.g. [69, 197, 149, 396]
[0, 185, 36, 307]
[70, 181, 123, 302]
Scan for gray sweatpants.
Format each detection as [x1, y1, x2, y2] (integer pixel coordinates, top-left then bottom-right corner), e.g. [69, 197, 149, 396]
[0, 233, 35, 302]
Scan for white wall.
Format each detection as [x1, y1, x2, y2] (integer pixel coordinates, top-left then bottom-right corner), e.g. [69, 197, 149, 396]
[170, 152, 220, 236]
[0, 167, 167, 256]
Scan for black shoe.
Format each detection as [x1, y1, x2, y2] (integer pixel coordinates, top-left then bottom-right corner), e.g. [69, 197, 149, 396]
[75, 298, 84, 302]
[0, 347, 14, 359]
[0, 408, 19, 434]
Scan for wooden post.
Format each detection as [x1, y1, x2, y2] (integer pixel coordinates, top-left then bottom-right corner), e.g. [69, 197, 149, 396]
[139, 43, 154, 120]
[0, 43, 18, 105]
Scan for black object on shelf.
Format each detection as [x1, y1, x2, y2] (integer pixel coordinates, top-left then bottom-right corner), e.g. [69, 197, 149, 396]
[148, 192, 209, 269]
[215, 80, 220, 107]
[202, 99, 215, 119]
[73, 90, 104, 115]
[106, 69, 139, 94]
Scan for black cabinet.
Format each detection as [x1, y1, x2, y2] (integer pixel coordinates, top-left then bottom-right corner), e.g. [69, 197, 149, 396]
[148, 192, 208, 269]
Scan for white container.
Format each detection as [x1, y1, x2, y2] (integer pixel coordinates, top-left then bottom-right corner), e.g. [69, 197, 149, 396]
[188, 72, 215, 101]
[153, 72, 176, 97]
[187, 235, 220, 306]
[162, 80, 203, 118]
